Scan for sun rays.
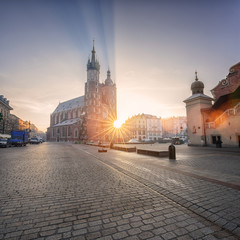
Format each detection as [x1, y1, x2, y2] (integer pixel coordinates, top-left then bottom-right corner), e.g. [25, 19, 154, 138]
[85, 108, 131, 143]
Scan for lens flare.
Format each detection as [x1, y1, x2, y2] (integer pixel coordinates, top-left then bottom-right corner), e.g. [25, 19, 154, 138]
[114, 120, 122, 129]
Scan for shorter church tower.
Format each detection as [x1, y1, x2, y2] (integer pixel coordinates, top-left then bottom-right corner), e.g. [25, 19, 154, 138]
[184, 72, 213, 145]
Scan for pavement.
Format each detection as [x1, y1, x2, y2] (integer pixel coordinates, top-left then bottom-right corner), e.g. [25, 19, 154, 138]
[113, 143, 240, 187]
[0, 142, 240, 240]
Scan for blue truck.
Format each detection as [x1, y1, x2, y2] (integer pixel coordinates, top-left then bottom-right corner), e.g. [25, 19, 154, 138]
[10, 131, 29, 146]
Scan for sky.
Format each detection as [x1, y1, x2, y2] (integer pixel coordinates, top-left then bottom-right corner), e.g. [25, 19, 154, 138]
[0, 0, 239, 131]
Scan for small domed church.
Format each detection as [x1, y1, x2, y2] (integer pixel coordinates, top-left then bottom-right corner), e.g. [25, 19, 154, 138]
[47, 42, 117, 142]
[184, 62, 240, 147]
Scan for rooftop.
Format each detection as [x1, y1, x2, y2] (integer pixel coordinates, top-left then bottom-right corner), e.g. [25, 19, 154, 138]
[183, 93, 213, 103]
[53, 118, 81, 127]
[53, 96, 84, 114]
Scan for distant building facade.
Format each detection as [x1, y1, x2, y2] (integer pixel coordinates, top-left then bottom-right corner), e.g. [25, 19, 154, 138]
[47, 43, 117, 142]
[0, 95, 40, 136]
[162, 116, 187, 138]
[184, 62, 240, 147]
[124, 114, 162, 141]
[0, 95, 13, 134]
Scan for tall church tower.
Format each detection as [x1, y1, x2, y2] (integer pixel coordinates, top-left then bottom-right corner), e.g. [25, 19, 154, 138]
[85, 41, 100, 108]
[84, 41, 117, 141]
[184, 72, 213, 145]
[84, 41, 101, 140]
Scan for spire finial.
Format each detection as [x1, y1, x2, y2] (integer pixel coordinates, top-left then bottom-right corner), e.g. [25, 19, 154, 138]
[107, 67, 111, 77]
[195, 70, 198, 81]
[93, 39, 95, 51]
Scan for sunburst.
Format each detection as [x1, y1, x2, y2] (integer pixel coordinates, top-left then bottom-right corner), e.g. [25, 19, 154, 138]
[85, 107, 132, 143]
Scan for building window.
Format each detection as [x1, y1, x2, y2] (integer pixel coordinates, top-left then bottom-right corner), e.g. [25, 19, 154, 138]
[73, 111, 76, 118]
[74, 129, 78, 138]
[68, 126, 71, 136]
[62, 127, 65, 137]
[52, 128, 55, 137]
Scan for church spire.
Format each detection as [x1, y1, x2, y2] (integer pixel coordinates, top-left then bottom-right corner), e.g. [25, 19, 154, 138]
[87, 40, 100, 71]
[105, 67, 113, 86]
[195, 70, 198, 81]
[107, 66, 111, 77]
[191, 71, 204, 94]
[91, 40, 96, 63]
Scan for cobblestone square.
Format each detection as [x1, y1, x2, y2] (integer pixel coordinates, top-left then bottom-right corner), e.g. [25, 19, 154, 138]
[0, 143, 239, 239]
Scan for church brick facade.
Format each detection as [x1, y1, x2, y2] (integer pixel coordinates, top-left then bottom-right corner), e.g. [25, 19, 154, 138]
[47, 43, 117, 142]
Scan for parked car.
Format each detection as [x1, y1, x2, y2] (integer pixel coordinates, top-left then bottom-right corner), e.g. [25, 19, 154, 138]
[0, 138, 12, 148]
[29, 137, 40, 144]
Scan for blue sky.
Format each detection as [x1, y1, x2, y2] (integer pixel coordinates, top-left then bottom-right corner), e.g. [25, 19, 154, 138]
[0, 0, 239, 131]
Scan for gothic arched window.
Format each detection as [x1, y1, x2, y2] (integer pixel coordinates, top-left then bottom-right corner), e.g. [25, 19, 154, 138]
[68, 126, 71, 136]
[74, 129, 78, 138]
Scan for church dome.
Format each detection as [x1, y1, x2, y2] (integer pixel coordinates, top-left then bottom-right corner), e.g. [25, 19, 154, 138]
[191, 71, 204, 94]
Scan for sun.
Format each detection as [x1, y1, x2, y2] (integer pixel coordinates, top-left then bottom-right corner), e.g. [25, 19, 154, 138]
[114, 120, 122, 129]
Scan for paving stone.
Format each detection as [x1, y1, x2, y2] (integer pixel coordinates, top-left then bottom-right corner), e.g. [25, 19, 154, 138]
[73, 223, 88, 230]
[86, 231, 102, 239]
[39, 230, 56, 237]
[112, 231, 128, 239]
[130, 221, 144, 228]
[152, 227, 167, 235]
[162, 231, 177, 240]
[45, 234, 62, 240]
[72, 229, 87, 236]
[224, 222, 238, 231]
[20, 233, 38, 239]
[138, 231, 154, 239]
[128, 227, 142, 235]
[62, 231, 71, 238]
[116, 224, 131, 231]
[97, 236, 113, 240]
[101, 227, 117, 236]
[57, 226, 72, 233]
[173, 227, 188, 236]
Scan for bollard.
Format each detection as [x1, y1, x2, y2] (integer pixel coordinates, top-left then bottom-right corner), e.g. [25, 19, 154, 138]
[168, 144, 176, 160]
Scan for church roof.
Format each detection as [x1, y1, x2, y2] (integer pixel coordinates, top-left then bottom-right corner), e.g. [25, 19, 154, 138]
[53, 96, 84, 114]
[53, 118, 81, 127]
[183, 93, 213, 103]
